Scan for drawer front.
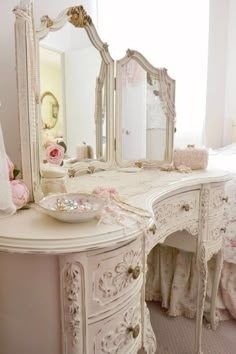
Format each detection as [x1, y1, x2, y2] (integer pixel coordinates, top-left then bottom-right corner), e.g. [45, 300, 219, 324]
[209, 185, 228, 218]
[153, 190, 200, 235]
[88, 294, 141, 354]
[207, 218, 227, 255]
[87, 238, 143, 315]
[225, 180, 236, 219]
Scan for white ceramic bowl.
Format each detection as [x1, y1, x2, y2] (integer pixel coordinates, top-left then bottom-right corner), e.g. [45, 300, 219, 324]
[34, 193, 104, 223]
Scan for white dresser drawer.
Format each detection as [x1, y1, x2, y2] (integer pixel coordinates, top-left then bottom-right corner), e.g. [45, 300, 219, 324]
[207, 218, 227, 244]
[87, 237, 143, 315]
[208, 185, 228, 218]
[88, 293, 142, 354]
[152, 190, 200, 235]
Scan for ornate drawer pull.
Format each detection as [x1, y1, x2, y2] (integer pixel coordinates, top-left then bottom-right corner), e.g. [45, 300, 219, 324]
[149, 224, 157, 234]
[220, 227, 226, 233]
[127, 324, 140, 338]
[222, 196, 229, 203]
[128, 266, 141, 279]
[182, 203, 190, 211]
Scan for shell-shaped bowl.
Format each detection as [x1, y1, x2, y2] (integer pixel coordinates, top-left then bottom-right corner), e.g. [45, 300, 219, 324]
[34, 193, 104, 223]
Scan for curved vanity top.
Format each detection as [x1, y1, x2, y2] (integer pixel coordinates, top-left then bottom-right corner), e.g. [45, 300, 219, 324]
[0, 169, 231, 254]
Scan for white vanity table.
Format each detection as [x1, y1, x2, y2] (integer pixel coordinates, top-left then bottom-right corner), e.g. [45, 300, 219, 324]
[0, 168, 231, 354]
[4, 2, 230, 353]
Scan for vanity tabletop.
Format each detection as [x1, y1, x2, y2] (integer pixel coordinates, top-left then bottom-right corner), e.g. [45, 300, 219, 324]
[0, 168, 231, 254]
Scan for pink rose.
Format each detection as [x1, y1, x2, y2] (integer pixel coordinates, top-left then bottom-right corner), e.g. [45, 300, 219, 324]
[46, 143, 64, 165]
[11, 180, 29, 210]
[6, 155, 14, 180]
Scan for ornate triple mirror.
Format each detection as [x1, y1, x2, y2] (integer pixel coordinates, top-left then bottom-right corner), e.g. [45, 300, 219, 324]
[14, 2, 175, 201]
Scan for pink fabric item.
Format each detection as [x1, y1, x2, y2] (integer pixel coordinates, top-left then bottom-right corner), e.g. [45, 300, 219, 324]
[174, 146, 208, 170]
[11, 179, 29, 210]
[146, 245, 236, 321]
[221, 262, 236, 320]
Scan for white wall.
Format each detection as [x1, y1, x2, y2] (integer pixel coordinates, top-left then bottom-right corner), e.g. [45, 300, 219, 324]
[224, 0, 236, 143]
[0, 0, 21, 167]
[65, 46, 101, 158]
[205, 0, 236, 148]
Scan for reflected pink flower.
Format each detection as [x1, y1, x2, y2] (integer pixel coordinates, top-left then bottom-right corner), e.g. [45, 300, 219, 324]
[46, 143, 64, 165]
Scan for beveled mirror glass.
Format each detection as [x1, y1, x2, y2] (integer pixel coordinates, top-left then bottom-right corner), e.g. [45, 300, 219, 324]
[116, 50, 175, 167]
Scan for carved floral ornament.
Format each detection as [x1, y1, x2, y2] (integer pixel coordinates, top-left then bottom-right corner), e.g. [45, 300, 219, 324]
[100, 305, 141, 354]
[67, 6, 92, 27]
[63, 262, 82, 346]
[98, 249, 142, 298]
[40, 15, 53, 28]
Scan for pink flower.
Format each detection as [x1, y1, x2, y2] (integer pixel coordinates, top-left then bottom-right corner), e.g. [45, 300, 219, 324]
[6, 155, 14, 180]
[46, 143, 64, 165]
[230, 239, 236, 247]
[11, 180, 29, 210]
[11, 179, 29, 209]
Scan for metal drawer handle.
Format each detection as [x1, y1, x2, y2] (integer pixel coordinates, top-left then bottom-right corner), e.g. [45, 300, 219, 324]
[182, 203, 190, 211]
[220, 227, 226, 233]
[127, 324, 140, 338]
[222, 196, 229, 203]
[149, 224, 157, 234]
[128, 266, 141, 279]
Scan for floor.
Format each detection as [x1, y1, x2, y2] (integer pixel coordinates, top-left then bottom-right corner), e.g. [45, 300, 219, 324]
[139, 301, 236, 354]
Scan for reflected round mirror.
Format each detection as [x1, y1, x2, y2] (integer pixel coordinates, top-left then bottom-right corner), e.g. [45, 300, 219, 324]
[41, 91, 59, 130]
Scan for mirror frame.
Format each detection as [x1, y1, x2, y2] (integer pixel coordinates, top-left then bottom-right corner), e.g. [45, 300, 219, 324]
[14, 1, 115, 201]
[115, 49, 176, 168]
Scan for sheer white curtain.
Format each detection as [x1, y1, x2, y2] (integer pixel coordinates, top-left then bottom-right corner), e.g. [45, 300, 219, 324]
[96, 0, 209, 148]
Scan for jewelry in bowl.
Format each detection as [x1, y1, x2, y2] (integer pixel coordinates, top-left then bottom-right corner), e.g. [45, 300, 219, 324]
[34, 193, 104, 223]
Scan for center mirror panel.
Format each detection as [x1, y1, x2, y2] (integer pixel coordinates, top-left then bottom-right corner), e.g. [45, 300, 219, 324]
[116, 50, 175, 167]
[36, 7, 114, 174]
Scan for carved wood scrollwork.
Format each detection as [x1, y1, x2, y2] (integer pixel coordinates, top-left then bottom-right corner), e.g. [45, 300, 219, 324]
[183, 222, 199, 236]
[40, 15, 53, 28]
[98, 249, 142, 298]
[67, 6, 92, 27]
[143, 303, 157, 354]
[212, 191, 225, 208]
[200, 187, 210, 229]
[195, 244, 208, 354]
[61, 261, 84, 351]
[100, 305, 141, 354]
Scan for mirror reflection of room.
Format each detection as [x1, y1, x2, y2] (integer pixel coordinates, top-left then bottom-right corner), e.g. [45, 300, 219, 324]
[39, 46, 63, 152]
[121, 59, 166, 161]
[38, 22, 106, 163]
